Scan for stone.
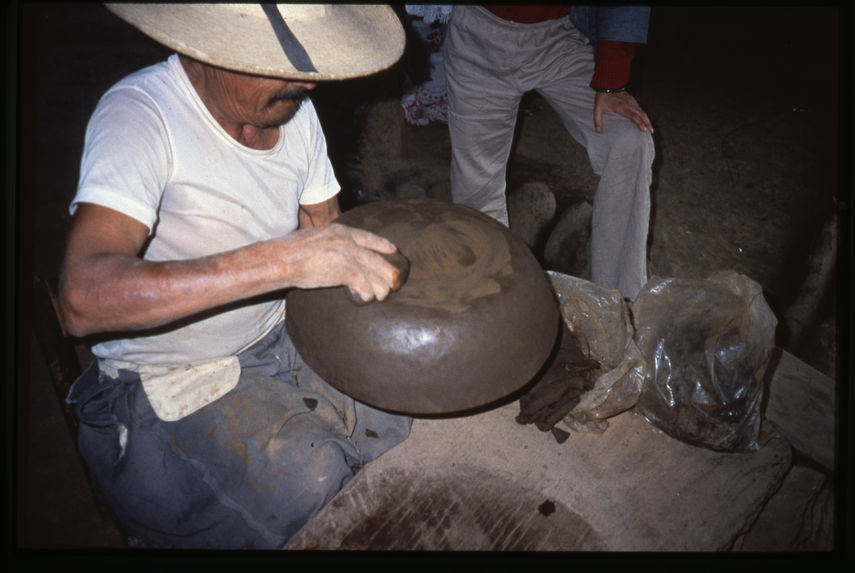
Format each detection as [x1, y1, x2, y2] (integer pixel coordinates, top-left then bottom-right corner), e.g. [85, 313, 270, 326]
[395, 182, 427, 199]
[507, 182, 556, 250]
[544, 201, 592, 279]
[426, 180, 452, 203]
[356, 98, 415, 195]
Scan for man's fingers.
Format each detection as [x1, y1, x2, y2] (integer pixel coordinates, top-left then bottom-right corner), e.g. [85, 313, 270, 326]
[346, 272, 393, 305]
[630, 110, 652, 133]
[355, 248, 401, 293]
[339, 244, 404, 305]
[288, 223, 404, 302]
[346, 226, 397, 255]
[345, 285, 371, 306]
[626, 106, 654, 133]
[343, 264, 384, 305]
[383, 250, 410, 290]
[341, 225, 407, 299]
[639, 112, 654, 134]
[594, 91, 654, 134]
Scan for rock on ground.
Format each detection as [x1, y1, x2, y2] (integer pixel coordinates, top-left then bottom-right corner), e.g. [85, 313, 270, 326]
[544, 201, 593, 279]
[507, 182, 557, 251]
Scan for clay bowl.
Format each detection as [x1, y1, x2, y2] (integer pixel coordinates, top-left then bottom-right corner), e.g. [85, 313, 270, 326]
[285, 198, 560, 414]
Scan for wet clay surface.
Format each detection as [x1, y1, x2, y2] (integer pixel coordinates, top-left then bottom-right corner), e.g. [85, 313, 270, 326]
[286, 199, 560, 414]
[348, 199, 513, 312]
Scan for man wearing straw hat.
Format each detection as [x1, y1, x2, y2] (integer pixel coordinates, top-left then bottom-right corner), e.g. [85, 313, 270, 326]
[59, 4, 412, 549]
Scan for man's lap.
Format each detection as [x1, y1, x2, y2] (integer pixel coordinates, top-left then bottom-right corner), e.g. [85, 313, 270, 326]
[68, 321, 412, 548]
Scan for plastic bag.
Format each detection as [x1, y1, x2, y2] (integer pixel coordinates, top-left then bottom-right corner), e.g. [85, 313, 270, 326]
[631, 271, 777, 452]
[547, 271, 647, 433]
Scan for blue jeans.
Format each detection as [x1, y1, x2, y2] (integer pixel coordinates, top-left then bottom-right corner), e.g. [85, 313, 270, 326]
[67, 321, 412, 549]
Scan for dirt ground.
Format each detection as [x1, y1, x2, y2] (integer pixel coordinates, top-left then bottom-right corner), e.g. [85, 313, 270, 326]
[11, 4, 848, 552]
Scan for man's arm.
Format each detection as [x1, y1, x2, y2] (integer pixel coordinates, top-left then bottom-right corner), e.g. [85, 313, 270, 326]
[298, 195, 341, 229]
[585, 3, 654, 136]
[59, 201, 404, 337]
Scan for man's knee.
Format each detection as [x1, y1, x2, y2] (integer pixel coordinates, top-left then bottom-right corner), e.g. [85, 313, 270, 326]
[292, 437, 355, 498]
[254, 431, 356, 537]
[606, 120, 653, 156]
[590, 121, 654, 178]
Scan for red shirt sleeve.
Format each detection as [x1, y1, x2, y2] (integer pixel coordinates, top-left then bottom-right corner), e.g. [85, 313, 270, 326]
[590, 40, 636, 91]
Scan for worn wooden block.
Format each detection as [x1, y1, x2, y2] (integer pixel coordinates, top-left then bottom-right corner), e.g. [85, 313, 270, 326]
[287, 401, 791, 551]
[735, 465, 834, 551]
[763, 348, 835, 470]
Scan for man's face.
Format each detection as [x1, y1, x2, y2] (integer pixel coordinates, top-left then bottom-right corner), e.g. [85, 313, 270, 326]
[202, 63, 317, 129]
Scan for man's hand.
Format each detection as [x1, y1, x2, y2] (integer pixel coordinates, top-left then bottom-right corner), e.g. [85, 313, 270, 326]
[293, 197, 407, 302]
[594, 90, 654, 134]
[279, 223, 406, 304]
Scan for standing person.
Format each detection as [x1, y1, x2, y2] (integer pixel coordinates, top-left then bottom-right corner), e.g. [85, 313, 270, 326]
[58, 4, 412, 549]
[445, 5, 655, 300]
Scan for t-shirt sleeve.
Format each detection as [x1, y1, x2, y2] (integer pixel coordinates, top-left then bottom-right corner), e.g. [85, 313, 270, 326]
[71, 86, 171, 233]
[297, 100, 341, 206]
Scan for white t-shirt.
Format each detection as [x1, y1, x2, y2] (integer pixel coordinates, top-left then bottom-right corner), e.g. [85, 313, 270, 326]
[72, 54, 340, 368]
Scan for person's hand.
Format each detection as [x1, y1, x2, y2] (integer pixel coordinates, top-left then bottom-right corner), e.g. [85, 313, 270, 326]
[594, 90, 654, 134]
[282, 223, 406, 303]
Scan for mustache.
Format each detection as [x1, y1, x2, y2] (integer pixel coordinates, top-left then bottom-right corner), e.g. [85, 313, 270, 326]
[266, 87, 311, 107]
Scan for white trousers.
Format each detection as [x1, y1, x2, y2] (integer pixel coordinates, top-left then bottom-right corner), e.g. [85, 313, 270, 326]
[445, 6, 655, 300]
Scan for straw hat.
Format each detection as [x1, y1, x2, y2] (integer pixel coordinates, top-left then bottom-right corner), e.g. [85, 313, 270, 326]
[105, 3, 405, 81]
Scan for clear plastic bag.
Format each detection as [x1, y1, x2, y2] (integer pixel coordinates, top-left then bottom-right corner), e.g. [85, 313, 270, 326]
[547, 272, 647, 433]
[631, 271, 778, 452]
